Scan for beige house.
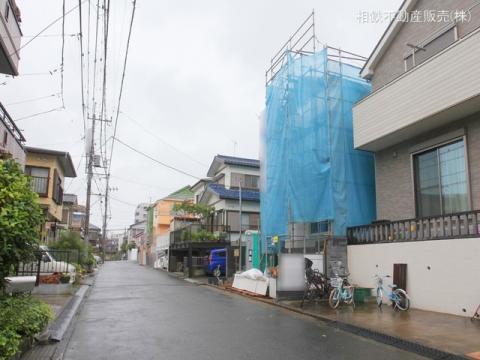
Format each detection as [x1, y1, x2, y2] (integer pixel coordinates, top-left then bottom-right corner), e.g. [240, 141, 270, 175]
[25, 147, 76, 242]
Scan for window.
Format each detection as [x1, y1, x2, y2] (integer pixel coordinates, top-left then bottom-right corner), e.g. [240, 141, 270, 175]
[2, 131, 7, 147]
[227, 212, 259, 231]
[310, 221, 330, 234]
[25, 166, 49, 196]
[231, 172, 259, 189]
[414, 139, 468, 217]
[4, 2, 9, 22]
[404, 27, 456, 71]
[52, 169, 63, 204]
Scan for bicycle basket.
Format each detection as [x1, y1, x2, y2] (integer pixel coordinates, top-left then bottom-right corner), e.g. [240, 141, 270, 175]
[330, 277, 343, 288]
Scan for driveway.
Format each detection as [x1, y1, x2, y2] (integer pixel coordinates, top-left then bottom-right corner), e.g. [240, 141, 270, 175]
[63, 261, 426, 360]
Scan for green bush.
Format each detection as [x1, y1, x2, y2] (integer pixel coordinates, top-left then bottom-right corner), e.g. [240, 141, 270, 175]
[0, 159, 43, 290]
[0, 295, 53, 359]
[49, 231, 93, 266]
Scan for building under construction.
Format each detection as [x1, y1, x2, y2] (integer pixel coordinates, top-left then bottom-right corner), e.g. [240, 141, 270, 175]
[260, 12, 376, 255]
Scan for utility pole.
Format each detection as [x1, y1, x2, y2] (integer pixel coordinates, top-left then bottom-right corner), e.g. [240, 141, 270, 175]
[101, 173, 110, 261]
[84, 113, 96, 260]
[238, 183, 242, 272]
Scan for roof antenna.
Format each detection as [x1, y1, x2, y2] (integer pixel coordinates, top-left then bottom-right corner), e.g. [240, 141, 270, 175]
[231, 140, 238, 156]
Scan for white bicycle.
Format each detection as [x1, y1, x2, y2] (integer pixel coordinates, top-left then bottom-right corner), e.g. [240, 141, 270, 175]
[374, 274, 410, 311]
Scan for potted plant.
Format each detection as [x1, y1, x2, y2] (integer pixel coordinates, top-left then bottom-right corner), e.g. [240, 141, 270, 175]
[59, 273, 71, 284]
[84, 257, 95, 273]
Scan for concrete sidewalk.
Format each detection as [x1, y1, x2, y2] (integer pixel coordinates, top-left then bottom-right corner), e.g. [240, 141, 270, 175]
[282, 300, 480, 359]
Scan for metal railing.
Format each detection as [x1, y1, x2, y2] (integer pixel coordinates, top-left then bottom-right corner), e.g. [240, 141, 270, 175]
[347, 210, 480, 245]
[0, 102, 25, 146]
[30, 176, 49, 195]
[16, 249, 80, 285]
[170, 224, 230, 245]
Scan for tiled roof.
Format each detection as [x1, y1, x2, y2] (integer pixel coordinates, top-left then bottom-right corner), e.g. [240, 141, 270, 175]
[208, 183, 259, 202]
[216, 155, 260, 168]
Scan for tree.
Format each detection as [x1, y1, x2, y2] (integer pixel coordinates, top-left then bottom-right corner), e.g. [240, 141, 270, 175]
[0, 159, 43, 289]
[172, 201, 214, 219]
[49, 230, 92, 265]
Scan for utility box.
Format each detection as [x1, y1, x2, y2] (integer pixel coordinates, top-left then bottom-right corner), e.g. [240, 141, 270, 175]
[245, 230, 261, 270]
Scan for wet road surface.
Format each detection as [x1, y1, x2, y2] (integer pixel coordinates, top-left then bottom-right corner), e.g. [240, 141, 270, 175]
[63, 261, 426, 360]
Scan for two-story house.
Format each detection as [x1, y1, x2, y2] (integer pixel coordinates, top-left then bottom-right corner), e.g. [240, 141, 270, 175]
[198, 155, 260, 243]
[25, 147, 76, 242]
[348, 0, 480, 316]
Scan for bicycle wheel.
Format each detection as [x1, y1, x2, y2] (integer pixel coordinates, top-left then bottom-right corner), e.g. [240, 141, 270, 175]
[329, 288, 341, 309]
[344, 287, 354, 305]
[393, 289, 410, 311]
[376, 288, 383, 308]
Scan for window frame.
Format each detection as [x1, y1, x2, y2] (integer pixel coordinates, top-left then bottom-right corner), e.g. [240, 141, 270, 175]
[25, 165, 50, 197]
[4, 2, 9, 22]
[411, 135, 471, 218]
[52, 169, 63, 205]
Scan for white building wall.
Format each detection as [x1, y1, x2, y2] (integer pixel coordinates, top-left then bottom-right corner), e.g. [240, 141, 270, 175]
[218, 165, 260, 189]
[155, 234, 170, 251]
[347, 238, 480, 317]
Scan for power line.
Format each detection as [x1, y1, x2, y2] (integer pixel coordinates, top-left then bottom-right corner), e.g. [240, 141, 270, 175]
[60, 0, 66, 108]
[78, 0, 87, 134]
[114, 137, 201, 180]
[120, 111, 208, 167]
[10, 1, 87, 56]
[5, 93, 58, 106]
[107, 0, 137, 175]
[15, 107, 64, 122]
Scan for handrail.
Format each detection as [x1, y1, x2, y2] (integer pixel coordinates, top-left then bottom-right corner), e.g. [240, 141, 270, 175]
[347, 209, 480, 244]
[0, 102, 25, 145]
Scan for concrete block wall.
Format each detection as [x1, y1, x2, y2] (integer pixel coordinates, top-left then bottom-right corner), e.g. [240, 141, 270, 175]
[347, 238, 480, 317]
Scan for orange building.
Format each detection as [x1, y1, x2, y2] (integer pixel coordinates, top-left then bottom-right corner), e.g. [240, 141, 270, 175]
[145, 186, 193, 265]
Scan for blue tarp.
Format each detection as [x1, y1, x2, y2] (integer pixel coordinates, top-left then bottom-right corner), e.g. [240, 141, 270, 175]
[260, 49, 376, 241]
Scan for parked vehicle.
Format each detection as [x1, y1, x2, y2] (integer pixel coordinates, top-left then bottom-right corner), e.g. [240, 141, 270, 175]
[374, 274, 410, 311]
[301, 258, 330, 308]
[18, 246, 77, 283]
[204, 248, 226, 276]
[328, 272, 354, 309]
[94, 255, 103, 265]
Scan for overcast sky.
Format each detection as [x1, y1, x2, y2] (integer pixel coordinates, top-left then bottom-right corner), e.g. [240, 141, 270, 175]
[4, 0, 400, 234]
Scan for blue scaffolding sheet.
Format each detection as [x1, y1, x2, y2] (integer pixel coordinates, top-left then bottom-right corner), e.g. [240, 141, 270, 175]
[260, 49, 376, 242]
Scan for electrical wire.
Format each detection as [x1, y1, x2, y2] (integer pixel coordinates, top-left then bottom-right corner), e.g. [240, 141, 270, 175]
[60, 0, 66, 108]
[107, 0, 137, 175]
[15, 107, 64, 122]
[120, 111, 208, 168]
[10, 1, 87, 56]
[5, 93, 58, 106]
[113, 137, 201, 180]
[78, 0, 87, 134]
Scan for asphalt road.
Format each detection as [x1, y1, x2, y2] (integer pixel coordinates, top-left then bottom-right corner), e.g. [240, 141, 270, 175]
[63, 261, 426, 360]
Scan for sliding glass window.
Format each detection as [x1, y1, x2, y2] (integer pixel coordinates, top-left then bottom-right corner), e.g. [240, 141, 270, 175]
[414, 139, 468, 217]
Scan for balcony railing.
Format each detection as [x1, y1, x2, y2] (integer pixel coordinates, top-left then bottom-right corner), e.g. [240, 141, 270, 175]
[30, 176, 48, 196]
[0, 102, 25, 146]
[170, 224, 230, 246]
[347, 210, 480, 245]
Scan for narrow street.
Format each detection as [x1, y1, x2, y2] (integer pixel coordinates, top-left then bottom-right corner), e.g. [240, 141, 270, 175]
[63, 262, 426, 360]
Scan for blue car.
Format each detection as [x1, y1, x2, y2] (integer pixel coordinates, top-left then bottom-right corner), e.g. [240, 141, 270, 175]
[205, 248, 226, 275]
